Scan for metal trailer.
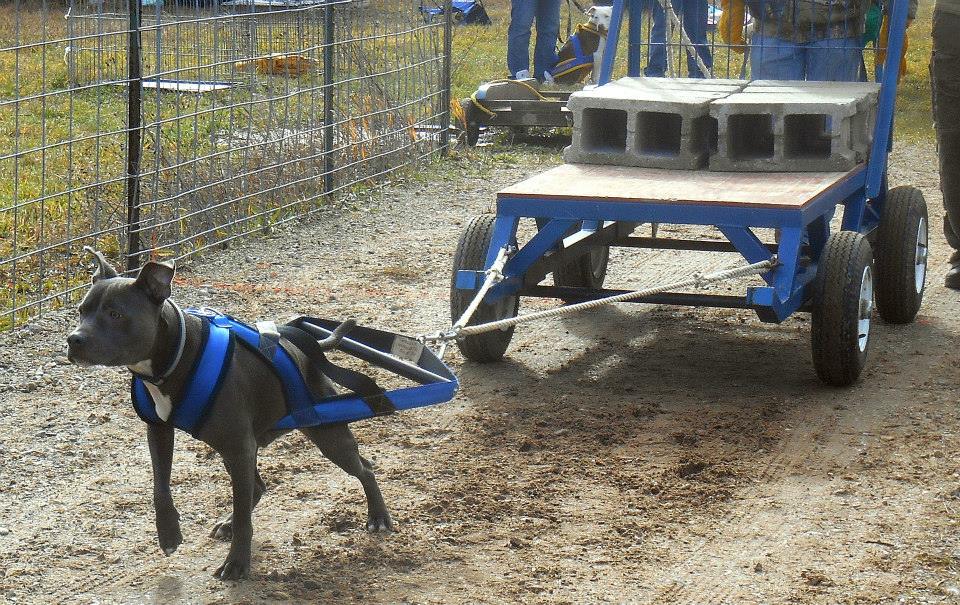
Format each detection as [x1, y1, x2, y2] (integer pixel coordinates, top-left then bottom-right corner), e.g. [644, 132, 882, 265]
[447, 0, 925, 386]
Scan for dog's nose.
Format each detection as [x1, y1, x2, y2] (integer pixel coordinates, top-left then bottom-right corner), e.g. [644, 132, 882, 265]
[67, 332, 85, 349]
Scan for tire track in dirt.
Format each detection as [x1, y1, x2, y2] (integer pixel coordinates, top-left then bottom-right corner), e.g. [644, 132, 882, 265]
[582, 228, 836, 604]
[541, 235, 825, 603]
[649, 392, 834, 604]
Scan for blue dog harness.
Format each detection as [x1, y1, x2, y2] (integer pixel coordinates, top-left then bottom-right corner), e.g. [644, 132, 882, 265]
[550, 23, 601, 83]
[132, 308, 458, 437]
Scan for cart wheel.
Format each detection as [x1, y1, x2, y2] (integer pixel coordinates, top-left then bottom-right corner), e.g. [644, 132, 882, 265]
[460, 99, 481, 147]
[874, 185, 928, 324]
[811, 231, 875, 386]
[554, 246, 609, 291]
[535, 218, 609, 296]
[450, 214, 519, 362]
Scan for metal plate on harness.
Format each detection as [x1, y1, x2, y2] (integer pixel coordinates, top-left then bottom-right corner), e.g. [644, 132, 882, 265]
[390, 335, 425, 364]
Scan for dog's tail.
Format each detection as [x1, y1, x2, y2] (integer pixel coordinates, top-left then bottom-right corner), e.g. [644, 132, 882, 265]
[316, 318, 356, 351]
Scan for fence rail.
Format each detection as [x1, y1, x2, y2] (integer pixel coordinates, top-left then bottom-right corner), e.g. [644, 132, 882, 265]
[1, 0, 451, 328]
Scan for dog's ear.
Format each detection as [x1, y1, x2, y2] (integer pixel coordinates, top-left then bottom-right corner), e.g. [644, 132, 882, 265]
[586, 5, 596, 15]
[134, 260, 176, 304]
[83, 246, 119, 282]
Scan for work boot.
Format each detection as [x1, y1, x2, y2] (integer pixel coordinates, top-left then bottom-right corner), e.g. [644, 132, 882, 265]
[946, 250, 960, 290]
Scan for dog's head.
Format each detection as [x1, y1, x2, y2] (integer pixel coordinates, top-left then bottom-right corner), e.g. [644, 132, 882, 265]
[586, 5, 612, 32]
[67, 247, 176, 368]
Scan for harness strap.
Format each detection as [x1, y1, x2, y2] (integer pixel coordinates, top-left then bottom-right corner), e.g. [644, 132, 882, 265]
[279, 322, 397, 417]
[170, 320, 232, 435]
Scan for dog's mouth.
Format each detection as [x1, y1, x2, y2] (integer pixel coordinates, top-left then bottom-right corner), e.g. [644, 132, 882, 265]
[66, 350, 94, 367]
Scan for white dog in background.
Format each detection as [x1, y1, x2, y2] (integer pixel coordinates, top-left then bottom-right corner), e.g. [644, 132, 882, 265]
[585, 5, 612, 84]
[545, 4, 613, 85]
[586, 4, 613, 30]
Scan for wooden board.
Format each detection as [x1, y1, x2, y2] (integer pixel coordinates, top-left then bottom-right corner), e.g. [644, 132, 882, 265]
[497, 163, 864, 209]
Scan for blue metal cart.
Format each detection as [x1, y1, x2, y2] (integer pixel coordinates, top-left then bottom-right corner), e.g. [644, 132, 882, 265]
[447, 0, 926, 386]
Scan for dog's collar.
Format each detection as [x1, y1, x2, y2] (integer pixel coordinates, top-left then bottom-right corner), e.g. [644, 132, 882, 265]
[135, 299, 187, 385]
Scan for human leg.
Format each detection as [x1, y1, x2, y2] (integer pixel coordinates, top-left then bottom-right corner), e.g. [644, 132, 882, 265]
[677, 0, 712, 77]
[508, 0, 537, 77]
[932, 4, 960, 286]
[644, 0, 667, 76]
[533, 0, 562, 80]
[750, 34, 805, 80]
[805, 36, 863, 81]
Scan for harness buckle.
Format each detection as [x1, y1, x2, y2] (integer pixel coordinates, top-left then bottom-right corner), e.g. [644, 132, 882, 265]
[255, 321, 281, 359]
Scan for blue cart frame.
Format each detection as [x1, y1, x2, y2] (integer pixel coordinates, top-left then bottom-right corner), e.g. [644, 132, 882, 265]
[450, 0, 923, 384]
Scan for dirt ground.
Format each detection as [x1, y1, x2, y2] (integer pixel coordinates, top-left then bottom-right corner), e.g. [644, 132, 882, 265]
[2, 141, 960, 604]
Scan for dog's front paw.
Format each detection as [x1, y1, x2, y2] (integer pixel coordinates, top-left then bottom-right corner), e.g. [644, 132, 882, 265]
[209, 516, 233, 541]
[215, 554, 250, 581]
[366, 512, 394, 533]
[156, 511, 183, 556]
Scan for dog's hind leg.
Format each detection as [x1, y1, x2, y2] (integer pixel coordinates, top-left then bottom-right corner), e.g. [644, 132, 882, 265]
[300, 424, 393, 532]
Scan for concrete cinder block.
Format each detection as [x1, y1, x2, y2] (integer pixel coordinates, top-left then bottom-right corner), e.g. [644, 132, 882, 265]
[709, 81, 880, 172]
[564, 77, 747, 169]
[564, 77, 878, 172]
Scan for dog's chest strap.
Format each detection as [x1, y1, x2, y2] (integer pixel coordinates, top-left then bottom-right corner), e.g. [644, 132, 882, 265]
[132, 316, 233, 436]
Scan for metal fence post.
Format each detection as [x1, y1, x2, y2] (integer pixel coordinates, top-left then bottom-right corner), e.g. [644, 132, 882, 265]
[125, 0, 143, 272]
[323, 0, 335, 195]
[440, 0, 452, 156]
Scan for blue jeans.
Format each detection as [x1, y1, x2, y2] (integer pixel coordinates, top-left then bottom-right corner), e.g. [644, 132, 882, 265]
[750, 35, 863, 81]
[640, 0, 712, 78]
[508, 0, 562, 80]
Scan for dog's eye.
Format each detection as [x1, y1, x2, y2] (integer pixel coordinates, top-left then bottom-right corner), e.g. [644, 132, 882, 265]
[109, 309, 123, 320]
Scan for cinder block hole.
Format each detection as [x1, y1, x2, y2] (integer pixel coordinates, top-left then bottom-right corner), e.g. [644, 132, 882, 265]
[784, 114, 832, 159]
[728, 114, 774, 160]
[636, 111, 681, 157]
[580, 108, 627, 153]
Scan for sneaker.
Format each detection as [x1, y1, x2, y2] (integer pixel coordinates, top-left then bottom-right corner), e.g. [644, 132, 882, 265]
[513, 69, 531, 80]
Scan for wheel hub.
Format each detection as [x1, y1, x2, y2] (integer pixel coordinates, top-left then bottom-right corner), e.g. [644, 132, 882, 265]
[915, 217, 928, 294]
[858, 265, 874, 353]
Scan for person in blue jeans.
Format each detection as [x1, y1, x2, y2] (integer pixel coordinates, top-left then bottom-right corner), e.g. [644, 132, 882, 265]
[745, 0, 915, 81]
[507, 0, 562, 81]
[641, 0, 713, 78]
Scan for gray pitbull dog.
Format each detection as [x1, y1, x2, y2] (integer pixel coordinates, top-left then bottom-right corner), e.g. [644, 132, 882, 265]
[66, 248, 393, 580]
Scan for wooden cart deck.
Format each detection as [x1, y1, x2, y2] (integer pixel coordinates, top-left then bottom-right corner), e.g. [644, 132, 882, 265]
[497, 163, 866, 209]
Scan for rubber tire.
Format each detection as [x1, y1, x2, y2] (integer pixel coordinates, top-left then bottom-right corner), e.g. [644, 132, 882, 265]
[460, 99, 481, 147]
[450, 214, 519, 362]
[874, 185, 928, 324]
[811, 231, 875, 387]
[554, 245, 610, 290]
[534, 218, 610, 294]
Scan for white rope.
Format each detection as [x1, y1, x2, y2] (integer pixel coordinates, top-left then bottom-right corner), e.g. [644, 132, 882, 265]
[453, 257, 776, 338]
[658, 0, 713, 79]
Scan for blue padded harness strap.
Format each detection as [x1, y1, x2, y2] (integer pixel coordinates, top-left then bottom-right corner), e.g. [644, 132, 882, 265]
[170, 318, 231, 436]
[218, 317, 318, 423]
[570, 35, 584, 60]
[132, 379, 163, 425]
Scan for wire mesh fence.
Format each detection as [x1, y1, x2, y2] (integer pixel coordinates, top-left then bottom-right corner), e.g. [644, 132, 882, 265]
[1, 0, 449, 329]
